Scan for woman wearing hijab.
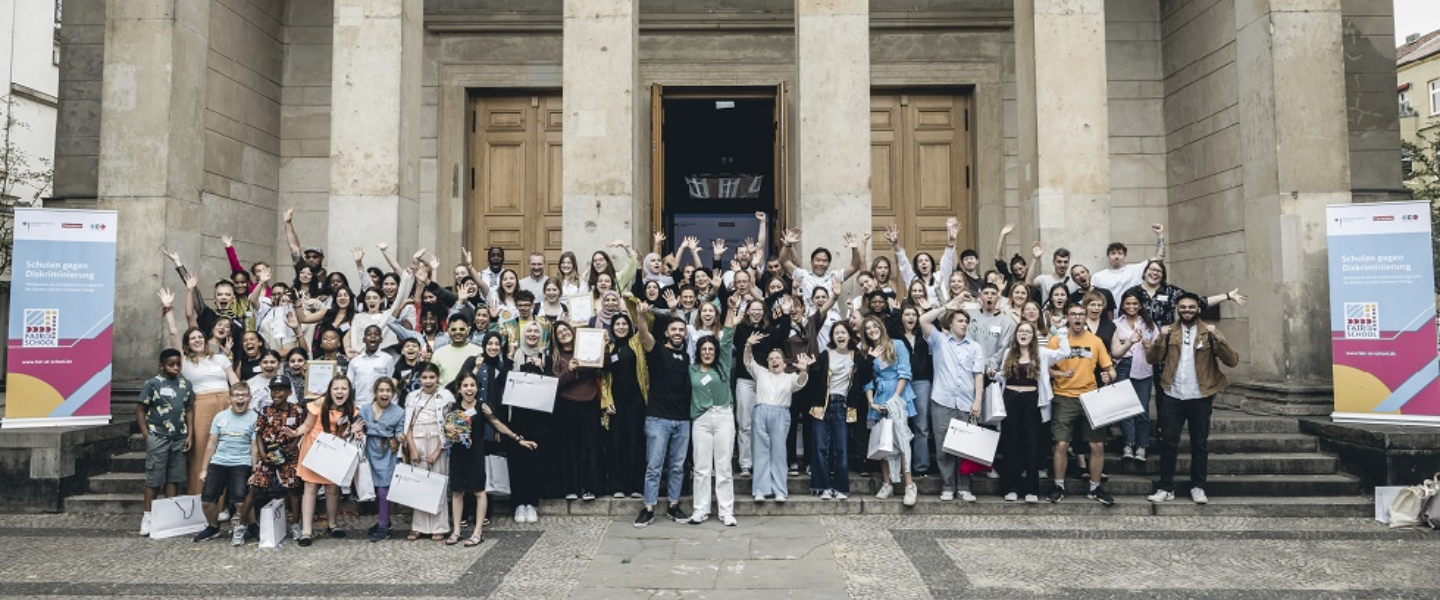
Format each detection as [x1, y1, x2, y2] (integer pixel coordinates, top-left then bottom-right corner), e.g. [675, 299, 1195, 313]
[601, 311, 649, 498]
[589, 290, 623, 332]
[502, 321, 553, 522]
[551, 321, 605, 501]
[630, 252, 674, 298]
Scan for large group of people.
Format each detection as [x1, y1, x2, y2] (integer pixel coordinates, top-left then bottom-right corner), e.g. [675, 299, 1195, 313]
[135, 208, 1244, 546]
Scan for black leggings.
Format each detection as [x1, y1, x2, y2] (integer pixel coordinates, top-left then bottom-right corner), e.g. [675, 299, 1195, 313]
[998, 389, 1042, 496]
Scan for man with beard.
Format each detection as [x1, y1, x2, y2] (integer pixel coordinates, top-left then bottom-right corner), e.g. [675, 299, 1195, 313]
[635, 314, 693, 527]
[1145, 293, 1239, 505]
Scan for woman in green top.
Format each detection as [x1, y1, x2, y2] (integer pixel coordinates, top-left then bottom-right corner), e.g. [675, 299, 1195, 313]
[686, 296, 741, 526]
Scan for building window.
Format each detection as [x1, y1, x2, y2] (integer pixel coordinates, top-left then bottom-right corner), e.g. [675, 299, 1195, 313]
[1430, 80, 1440, 115]
[1400, 90, 1414, 116]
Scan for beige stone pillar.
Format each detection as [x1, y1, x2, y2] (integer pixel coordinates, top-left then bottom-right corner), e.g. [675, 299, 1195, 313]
[794, 0, 870, 257]
[1232, 0, 1351, 415]
[562, 0, 639, 254]
[328, 0, 423, 255]
[1014, 0, 1112, 269]
[97, 0, 210, 385]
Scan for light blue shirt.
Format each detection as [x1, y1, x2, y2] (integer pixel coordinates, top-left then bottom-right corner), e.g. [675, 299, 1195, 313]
[926, 328, 986, 411]
[208, 409, 258, 467]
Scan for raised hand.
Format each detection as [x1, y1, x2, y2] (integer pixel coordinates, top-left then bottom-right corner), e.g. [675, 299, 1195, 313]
[352, 247, 365, 263]
[183, 272, 199, 290]
[861, 232, 872, 246]
[795, 353, 815, 370]
[608, 239, 626, 248]
[946, 217, 960, 242]
[781, 229, 800, 246]
[1000, 223, 1015, 237]
[221, 234, 233, 247]
[779, 295, 794, 313]
[1228, 289, 1248, 307]
[412, 247, 427, 264]
[831, 277, 843, 296]
[159, 245, 181, 266]
[460, 247, 472, 265]
[683, 236, 699, 249]
[915, 296, 932, 312]
[285, 308, 300, 330]
[283, 207, 294, 223]
[376, 242, 389, 252]
[712, 239, 728, 257]
[1152, 223, 1165, 235]
[426, 254, 440, 274]
[843, 233, 858, 248]
[755, 211, 767, 222]
[653, 231, 666, 244]
[662, 289, 678, 308]
[746, 332, 767, 346]
[1032, 240, 1044, 260]
[884, 223, 899, 245]
[157, 288, 174, 309]
[256, 264, 272, 284]
[636, 301, 653, 314]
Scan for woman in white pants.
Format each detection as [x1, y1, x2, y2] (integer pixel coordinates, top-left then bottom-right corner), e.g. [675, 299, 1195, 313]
[686, 299, 740, 525]
[744, 332, 812, 502]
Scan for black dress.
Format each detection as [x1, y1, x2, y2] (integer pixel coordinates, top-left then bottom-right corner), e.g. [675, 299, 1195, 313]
[447, 400, 488, 493]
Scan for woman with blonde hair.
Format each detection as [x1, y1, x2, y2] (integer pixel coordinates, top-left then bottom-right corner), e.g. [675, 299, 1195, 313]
[861, 315, 917, 506]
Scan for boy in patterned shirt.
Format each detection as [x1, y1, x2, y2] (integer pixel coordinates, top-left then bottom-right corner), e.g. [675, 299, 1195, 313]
[136, 349, 196, 536]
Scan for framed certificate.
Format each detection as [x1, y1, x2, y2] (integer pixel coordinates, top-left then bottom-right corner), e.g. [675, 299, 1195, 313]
[566, 293, 594, 324]
[305, 360, 337, 398]
[574, 327, 606, 368]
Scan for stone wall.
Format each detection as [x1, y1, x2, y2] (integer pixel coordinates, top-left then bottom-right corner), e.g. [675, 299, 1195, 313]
[199, 0, 285, 282]
[277, 0, 333, 269]
[1159, 0, 1250, 368]
[1105, 0, 1168, 261]
[52, 0, 104, 201]
[1341, 0, 1404, 200]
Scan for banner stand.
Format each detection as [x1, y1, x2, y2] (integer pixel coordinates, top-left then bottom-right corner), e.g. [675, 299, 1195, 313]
[3, 208, 118, 429]
[1326, 201, 1440, 427]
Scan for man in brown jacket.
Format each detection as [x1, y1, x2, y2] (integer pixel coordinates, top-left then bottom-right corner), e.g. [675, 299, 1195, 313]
[1143, 293, 1239, 504]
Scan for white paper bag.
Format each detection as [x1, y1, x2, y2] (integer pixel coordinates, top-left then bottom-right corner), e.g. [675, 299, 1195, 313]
[389, 462, 448, 514]
[503, 371, 559, 414]
[259, 498, 287, 548]
[150, 495, 207, 539]
[353, 458, 377, 502]
[1079, 382, 1145, 429]
[301, 433, 361, 486]
[867, 418, 896, 461]
[485, 455, 511, 496]
[1374, 486, 1405, 523]
[941, 418, 1001, 466]
[981, 380, 1007, 426]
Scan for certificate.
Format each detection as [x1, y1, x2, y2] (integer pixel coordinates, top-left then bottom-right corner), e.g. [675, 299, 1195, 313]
[567, 293, 594, 324]
[305, 360, 337, 398]
[574, 327, 606, 368]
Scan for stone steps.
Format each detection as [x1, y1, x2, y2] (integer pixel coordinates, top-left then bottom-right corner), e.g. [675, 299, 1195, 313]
[63, 492, 1372, 519]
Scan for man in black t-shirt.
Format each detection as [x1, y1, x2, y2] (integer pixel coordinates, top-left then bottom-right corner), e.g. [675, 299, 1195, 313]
[634, 312, 692, 528]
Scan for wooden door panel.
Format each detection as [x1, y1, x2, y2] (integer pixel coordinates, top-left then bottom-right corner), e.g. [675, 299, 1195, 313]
[872, 92, 973, 265]
[915, 142, 954, 213]
[470, 94, 564, 262]
[482, 141, 527, 214]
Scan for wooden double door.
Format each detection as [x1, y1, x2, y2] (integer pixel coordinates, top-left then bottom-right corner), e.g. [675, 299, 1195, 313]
[467, 94, 564, 266]
[871, 92, 975, 261]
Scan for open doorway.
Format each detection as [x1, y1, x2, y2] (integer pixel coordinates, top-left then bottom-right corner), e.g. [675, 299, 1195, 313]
[651, 85, 785, 253]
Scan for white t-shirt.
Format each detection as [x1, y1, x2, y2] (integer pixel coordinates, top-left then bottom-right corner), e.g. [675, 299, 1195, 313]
[347, 351, 398, 404]
[1090, 262, 1146, 302]
[246, 374, 285, 411]
[791, 267, 844, 311]
[349, 312, 399, 352]
[182, 354, 231, 394]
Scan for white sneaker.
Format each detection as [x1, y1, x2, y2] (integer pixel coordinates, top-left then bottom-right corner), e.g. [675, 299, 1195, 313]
[833, 491, 848, 500]
[514, 506, 527, 523]
[564, 493, 579, 500]
[819, 490, 835, 500]
[1191, 488, 1209, 504]
[940, 491, 954, 501]
[753, 495, 765, 502]
[960, 491, 977, 503]
[903, 483, 918, 506]
[139, 512, 152, 536]
[688, 513, 710, 525]
[775, 495, 787, 504]
[218, 509, 231, 522]
[1004, 492, 1018, 502]
[876, 483, 893, 499]
[613, 492, 625, 499]
[720, 515, 738, 527]
[1024, 494, 1039, 504]
[1134, 447, 1147, 461]
[526, 505, 539, 523]
[1122, 444, 1135, 460]
[1147, 490, 1175, 503]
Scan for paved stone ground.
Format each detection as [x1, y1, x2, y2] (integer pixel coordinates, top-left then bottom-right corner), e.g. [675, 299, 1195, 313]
[0, 513, 1434, 599]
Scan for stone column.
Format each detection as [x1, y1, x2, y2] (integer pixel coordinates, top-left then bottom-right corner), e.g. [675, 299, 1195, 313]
[1232, 0, 1351, 415]
[97, 0, 211, 385]
[794, 0, 870, 257]
[1014, 0, 1111, 269]
[562, 0, 638, 253]
[328, 0, 423, 255]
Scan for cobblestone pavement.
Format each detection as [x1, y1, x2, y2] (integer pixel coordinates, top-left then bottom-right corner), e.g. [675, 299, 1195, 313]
[0, 513, 1434, 599]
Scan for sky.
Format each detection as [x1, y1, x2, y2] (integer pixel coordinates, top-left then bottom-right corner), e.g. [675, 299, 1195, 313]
[1395, 0, 1440, 45]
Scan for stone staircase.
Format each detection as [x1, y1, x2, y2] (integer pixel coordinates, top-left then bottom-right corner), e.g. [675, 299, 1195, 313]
[64, 409, 1370, 518]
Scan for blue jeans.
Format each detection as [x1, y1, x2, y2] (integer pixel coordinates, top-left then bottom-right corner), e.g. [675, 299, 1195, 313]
[643, 416, 690, 507]
[810, 397, 850, 494]
[909, 380, 933, 473]
[752, 404, 791, 498]
[1115, 358, 1153, 447]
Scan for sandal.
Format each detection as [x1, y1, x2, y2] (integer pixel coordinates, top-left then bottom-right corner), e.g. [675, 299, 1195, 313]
[444, 533, 461, 546]
[406, 531, 421, 542]
[432, 533, 446, 542]
[463, 535, 484, 547]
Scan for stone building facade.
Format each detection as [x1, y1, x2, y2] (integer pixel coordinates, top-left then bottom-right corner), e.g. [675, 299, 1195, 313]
[50, 0, 1404, 414]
